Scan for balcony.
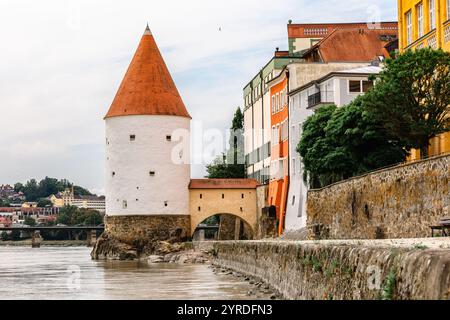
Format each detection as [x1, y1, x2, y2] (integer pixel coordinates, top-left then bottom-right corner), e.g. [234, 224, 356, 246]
[307, 91, 334, 109]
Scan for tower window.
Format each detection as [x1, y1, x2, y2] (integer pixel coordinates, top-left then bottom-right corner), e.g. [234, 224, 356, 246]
[166, 135, 172, 141]
[149, 171, 156, 176]
[240, 207, 243, 212]
[130, 135, 136, 141]
[122, 200, 127, 209]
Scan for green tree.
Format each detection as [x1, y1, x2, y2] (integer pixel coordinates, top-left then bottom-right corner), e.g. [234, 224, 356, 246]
[82, 210, 103, 226]
[0, 199, 10, 207]
[325, 96, 406, 176]
[56, 206, 79, 225]
[37, 198, 53, 208]
[56, 206, 102, 226]
[22, 179, 40, 201]
[72, 185, 93, 196]
[1, 231, 8, 241]
[297, 104, 337, 188]
[364, 48, 450, 158]
[206, 107, 246, 179]
[298, 98, 406, 189]
[14, 183, 24, 193]
[24, 216, 36, 227]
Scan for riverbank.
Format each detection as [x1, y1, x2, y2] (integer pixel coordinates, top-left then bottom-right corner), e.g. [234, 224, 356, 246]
[211, 238, 450, 300]
[0, 240, 88, 247]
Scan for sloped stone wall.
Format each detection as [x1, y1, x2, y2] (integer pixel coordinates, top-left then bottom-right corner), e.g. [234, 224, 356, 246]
[213, 241, 450, 300]
[306, 155, 449, 239]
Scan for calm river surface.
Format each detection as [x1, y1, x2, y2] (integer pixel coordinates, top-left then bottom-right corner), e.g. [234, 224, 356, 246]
[0, 247, 263, 300]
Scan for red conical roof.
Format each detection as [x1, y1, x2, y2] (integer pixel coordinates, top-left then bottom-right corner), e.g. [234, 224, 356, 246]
[105, 26, 191, 119]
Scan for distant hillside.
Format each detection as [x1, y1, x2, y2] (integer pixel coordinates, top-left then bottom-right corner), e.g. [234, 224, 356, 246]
[13, 177, 94, 202]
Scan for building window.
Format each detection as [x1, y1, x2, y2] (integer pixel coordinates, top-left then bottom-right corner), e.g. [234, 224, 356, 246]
[429, 0, 436, 30]
[417, 3, 424, 38]
[222, 194, 225, 199]
[198, 206, 201, 212]
[200, 194, 203, 199]
[130, 135, 136, 141]
[362, 80, 373, 92]
[166, 135, 172, 141]
[406, 10, 413, 45]
[112, 171, 115, 177]
[164, 201, 168, 207]
[240, 207, 243, 212]
[447, 0, 450, 20]
[122, 200, 127, 209]
[349, 80, 361, 93]
[149, 171, 155, 176]
[241, 194, 244, 199]
[292, 196, 296, 206]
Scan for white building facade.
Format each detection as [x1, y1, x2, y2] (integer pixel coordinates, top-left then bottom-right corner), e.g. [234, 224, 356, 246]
[285, 64, 381, 231]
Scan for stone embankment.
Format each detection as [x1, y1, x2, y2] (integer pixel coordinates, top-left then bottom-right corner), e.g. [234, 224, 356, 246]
[212, 239, 450, 300]
[307, 154, 449, 239]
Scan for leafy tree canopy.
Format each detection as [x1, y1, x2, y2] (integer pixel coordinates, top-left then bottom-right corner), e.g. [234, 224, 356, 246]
[15, 177, 94, 202]
[298, 97, 406, 188]
[364, 48, 450, 158]
[56, 206, 103, 226]
[206, 107, 246, 179]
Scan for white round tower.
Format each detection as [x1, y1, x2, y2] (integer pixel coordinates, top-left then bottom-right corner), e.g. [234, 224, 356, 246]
[103, 25, 191, 243]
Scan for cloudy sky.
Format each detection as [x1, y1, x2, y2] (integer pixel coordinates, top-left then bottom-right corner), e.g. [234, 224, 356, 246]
[0, 0, 397, 194]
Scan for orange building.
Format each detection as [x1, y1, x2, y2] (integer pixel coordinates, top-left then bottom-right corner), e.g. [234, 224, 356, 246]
[267, 71, 290, 235]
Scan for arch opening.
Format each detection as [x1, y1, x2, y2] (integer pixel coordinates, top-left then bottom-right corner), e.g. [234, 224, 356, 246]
[192, 213, 253, 241]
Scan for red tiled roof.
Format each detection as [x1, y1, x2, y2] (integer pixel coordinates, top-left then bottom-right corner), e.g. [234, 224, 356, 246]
[105, 26, 191, 119]
[302, 28, 398, 62]
[189, 179, 259, 189]
[287, 21, 398, 38]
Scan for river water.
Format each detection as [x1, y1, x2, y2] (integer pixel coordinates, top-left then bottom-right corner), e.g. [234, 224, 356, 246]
[0, 247, 266, 300]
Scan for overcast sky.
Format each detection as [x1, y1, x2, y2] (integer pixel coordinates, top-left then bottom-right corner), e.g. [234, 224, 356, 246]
[0, 0, 397, 194]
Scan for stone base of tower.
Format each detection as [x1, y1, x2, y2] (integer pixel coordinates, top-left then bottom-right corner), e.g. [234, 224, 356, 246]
[91, 215, 191, 260]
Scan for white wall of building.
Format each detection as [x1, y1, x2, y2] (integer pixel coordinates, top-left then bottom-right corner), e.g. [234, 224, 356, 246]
[105, 115, 190, 217]
[285, 92, 312, 230]
[285, 64, 379, 231]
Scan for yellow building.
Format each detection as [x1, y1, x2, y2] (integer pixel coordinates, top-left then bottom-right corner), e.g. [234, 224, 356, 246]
[398, 0, 450, 160]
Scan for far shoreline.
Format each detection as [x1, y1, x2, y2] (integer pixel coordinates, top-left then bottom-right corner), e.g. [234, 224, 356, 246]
[0, 240, 90, 247]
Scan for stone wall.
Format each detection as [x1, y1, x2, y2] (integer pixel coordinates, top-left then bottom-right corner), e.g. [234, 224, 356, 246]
[105, 215, 191, 243]
[91, 215, 191, 260]
[306, 155, 450, 239]
[212, 240, 450, 300]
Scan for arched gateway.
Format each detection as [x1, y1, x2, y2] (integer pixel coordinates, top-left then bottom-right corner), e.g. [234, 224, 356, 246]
[189, 179, 259, 239]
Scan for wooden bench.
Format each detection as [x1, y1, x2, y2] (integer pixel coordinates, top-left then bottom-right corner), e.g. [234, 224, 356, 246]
[430, 217, 450, 237]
